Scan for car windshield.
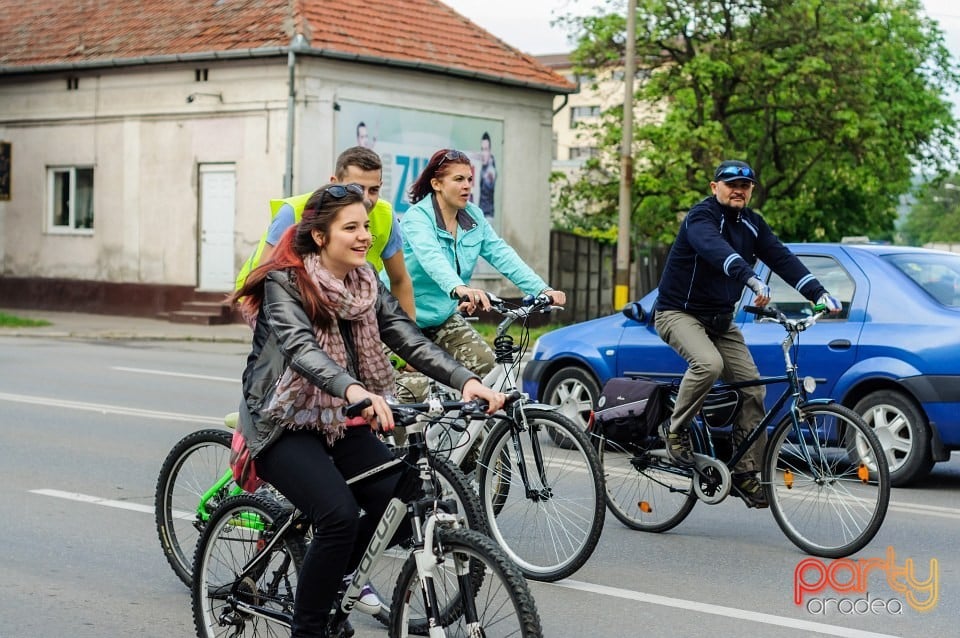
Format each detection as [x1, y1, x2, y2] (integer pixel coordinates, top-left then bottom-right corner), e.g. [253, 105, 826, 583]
[883, 252, 960, 308]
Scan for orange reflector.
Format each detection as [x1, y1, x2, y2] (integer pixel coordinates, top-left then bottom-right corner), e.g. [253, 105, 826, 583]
[858, 464, 869, 482]
[783, 469, 794, 489]
[639, 501, 652, 513]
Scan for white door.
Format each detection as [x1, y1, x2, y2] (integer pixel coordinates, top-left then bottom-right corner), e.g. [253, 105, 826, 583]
[198, 164, 236, 291]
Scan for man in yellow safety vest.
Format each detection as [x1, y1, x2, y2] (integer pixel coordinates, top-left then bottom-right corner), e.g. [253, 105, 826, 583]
[235, 146, 415, 320]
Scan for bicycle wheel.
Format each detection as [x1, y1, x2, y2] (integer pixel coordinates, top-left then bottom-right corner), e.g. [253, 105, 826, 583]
[155, 428, 234, 586]
[765, 403, 890, 558]
[476, 408, 605, 581]
[388, 528, 542, 638]
[366, 453, 488, 628]
[597, 430, 697, 532]
[192, 493, 305, 638]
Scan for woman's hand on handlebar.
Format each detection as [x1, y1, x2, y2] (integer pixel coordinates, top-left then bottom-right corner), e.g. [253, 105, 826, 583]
[344, 384, 396, 432]
[461, 378, 506, 414]
[542, 289, 566, 306]
[454, 286, 490, 314]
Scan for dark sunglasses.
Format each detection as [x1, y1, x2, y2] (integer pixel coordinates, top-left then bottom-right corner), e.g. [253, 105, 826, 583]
[323, 183, 364, 200]
[715, 165, 755, 180]
[438, 149, 470, 166]
[318, 183, 364, 208]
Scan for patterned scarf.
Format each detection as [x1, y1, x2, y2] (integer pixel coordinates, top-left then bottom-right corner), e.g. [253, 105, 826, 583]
[263, 254, 395, 445]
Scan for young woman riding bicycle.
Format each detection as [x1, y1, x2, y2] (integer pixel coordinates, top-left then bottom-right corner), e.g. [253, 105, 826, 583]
[395, 148, 566, 401]
[230, 182, 505, 638]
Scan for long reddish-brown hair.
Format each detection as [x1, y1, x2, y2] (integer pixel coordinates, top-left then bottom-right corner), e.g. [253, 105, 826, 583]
[230, 184, 366, 329]
[408, 149, 472, 204]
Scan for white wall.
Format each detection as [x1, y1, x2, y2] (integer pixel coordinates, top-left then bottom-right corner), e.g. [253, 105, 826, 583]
[0, 55, 557, 294]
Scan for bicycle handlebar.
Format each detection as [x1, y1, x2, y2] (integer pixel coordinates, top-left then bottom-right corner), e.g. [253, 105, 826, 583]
[744, 304, 827, 330]
[388, 390, 522, 428]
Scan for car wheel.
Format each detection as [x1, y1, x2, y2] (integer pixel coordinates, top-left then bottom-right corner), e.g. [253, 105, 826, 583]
[542, 365, 600, 434]
[853, 390, 934, 487]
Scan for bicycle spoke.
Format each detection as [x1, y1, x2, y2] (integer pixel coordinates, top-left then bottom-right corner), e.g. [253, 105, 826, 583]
[766, 405, 889, 558]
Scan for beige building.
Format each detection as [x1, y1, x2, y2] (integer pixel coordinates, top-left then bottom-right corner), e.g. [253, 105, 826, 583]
[537, 53, 658, 180]
[0, 0, 573, 319]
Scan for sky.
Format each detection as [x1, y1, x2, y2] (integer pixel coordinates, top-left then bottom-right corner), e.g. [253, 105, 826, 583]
[442, 0, 960, 59]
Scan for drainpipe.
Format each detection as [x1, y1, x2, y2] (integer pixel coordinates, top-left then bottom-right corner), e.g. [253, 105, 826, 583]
[283, 34, 306, 197]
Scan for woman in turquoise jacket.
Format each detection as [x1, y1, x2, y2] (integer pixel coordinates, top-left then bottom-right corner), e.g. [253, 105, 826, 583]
[399, 148, 566, 383]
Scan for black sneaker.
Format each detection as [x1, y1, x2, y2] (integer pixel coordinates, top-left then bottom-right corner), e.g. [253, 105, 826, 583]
[733, 473, 769, 509]
[659, 423, 695, 467]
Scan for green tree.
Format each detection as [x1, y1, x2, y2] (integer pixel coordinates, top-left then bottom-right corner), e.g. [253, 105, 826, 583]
[902, 178, 960, 244]
[554, 0, 958, 244]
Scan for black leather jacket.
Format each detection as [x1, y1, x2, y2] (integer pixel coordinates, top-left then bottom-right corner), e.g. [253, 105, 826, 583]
[238, 269, 478, 457]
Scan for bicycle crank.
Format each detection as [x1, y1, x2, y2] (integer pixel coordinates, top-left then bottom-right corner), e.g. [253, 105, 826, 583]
[691, 454, 731, 504]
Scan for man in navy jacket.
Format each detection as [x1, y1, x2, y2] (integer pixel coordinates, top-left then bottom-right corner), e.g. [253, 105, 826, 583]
[654, 160, 840, 508]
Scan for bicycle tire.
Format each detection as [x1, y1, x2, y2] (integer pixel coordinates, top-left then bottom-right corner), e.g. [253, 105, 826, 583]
[366, 453, 488, 628]
[476, 408, 605, 581]
[155, 428, 234, 587]
[388, 528, 543, 638]
[192, 493, 306, 638]
[597, 430, 697, 533]
[765, 403, 890, 558]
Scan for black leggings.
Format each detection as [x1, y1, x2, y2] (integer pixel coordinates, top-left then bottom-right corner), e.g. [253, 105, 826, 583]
[254, 426, 401, 637]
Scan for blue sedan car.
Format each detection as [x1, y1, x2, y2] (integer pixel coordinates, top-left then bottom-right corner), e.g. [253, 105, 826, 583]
[522, 243, 960, 486]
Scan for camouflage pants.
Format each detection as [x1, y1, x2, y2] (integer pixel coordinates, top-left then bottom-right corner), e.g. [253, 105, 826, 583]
[395, 313, 496, 403]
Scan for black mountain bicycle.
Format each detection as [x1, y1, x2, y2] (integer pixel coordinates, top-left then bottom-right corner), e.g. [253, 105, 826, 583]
[594, 305, 890, 558]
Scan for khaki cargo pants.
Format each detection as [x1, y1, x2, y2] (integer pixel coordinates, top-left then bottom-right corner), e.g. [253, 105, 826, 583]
[654, 309, 766, 474]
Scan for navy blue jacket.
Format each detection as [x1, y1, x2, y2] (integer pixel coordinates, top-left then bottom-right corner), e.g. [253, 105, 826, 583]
[656, 196, 825, 314]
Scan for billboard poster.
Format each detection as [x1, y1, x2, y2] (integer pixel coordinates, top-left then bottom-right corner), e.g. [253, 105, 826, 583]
[335, 100, 503, 224]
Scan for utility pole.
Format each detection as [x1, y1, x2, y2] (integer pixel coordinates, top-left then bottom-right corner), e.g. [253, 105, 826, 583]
[615, 0, 637, 310]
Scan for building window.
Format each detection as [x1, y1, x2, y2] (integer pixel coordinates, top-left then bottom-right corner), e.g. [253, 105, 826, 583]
[570, 105, 601, 127]
[48, 167, 94, 232]
[569, 146, 598, 160]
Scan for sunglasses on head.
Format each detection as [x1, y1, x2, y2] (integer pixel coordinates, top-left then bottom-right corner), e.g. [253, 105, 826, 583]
[438, 149, 470, 166]
[715, 165, 755, 180]
[321, 182, 364, 204]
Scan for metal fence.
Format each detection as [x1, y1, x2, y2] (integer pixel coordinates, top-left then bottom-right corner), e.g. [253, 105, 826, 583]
[547, 231, 668, 324]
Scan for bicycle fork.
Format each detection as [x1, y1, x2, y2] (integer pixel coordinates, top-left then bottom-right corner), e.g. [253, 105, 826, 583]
[509, 410, 553, 501]
[412, 511, 478, 638]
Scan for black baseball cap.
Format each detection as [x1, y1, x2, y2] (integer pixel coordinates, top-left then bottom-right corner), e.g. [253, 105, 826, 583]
[714, 160, 758, 185]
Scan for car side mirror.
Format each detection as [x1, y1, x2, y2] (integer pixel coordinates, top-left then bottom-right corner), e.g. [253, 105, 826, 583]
[621, 302, 646, 323]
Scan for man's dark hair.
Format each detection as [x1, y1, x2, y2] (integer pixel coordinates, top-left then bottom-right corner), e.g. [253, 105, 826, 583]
[335, 146, 382, 179]
[481, 131, 491, 144]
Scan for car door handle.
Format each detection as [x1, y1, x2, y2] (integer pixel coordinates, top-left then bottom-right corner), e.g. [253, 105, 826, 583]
[828, 339, 852, 350]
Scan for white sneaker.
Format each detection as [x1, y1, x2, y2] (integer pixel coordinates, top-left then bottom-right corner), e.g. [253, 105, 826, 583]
[354, 583, 383, 616]
[342, 573, 383, 616]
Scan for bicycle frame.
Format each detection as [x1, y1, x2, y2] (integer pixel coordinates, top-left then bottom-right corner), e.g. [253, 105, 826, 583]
[224, 407, 475, 632]
[425, 293, 560, 469]
[196, 469, 242, 523]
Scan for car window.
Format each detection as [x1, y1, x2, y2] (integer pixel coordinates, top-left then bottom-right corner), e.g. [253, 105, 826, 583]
[764, 255, 852, 319]
[884, 252, 960, 308]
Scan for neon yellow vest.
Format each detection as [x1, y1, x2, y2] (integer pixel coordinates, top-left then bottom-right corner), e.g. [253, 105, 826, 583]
[235, 193, 393, 290]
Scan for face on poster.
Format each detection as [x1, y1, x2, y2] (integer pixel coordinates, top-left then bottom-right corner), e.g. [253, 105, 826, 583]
[335, 100, 503, 222]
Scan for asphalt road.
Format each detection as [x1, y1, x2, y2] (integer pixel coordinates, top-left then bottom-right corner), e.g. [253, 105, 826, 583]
[1, 335, 957, 637]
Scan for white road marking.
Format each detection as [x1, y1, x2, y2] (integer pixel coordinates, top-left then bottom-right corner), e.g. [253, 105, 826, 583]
[550, 579, 901, 638]
[111, 366, 239, 384]
[0, 391, 223, 425]
[29, 488, 936, 637]
[30, 489, 155, 515]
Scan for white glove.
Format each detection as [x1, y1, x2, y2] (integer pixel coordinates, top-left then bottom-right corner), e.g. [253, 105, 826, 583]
[746, 276, 770, 299]
[817, 293, 842, 313]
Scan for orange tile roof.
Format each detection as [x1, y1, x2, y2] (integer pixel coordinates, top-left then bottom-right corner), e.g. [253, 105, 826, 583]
[0, 0, 574, 93]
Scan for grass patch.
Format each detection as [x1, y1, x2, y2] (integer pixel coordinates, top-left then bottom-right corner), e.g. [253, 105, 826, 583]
[0, 312, 52, 328]
[471, 321, 563, 348]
